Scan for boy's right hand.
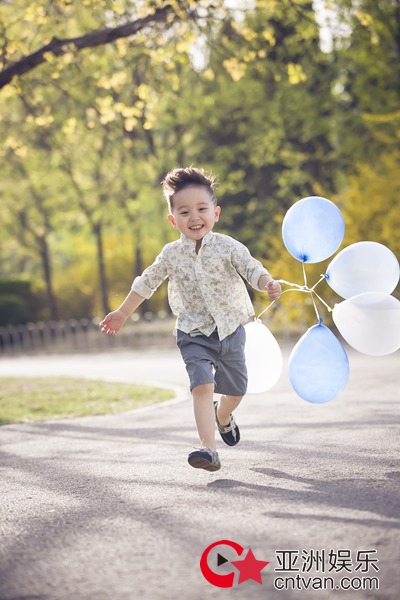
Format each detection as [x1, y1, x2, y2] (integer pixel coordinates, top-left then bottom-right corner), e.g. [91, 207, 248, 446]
[99, 309, 128, 335]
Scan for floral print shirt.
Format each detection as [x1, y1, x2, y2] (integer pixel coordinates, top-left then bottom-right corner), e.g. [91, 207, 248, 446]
[131, 231, 270, 340]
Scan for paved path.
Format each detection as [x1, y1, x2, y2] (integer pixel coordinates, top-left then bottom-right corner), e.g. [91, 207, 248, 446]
[0, 346, 399, 600]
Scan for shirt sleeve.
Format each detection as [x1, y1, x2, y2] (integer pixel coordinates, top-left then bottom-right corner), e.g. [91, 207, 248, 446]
[131, 247, 169, 299]
[230, 238, 271, 291]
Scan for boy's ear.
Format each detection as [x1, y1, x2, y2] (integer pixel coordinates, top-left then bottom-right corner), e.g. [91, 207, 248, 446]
[215, 206, 221, 221]
[167, 214, 177, 228]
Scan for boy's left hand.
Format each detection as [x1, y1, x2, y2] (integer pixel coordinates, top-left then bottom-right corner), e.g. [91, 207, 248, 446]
[266, 279, 282, 300]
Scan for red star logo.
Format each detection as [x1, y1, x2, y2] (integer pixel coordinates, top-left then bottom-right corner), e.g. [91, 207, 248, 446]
[231, 549, 270, 584]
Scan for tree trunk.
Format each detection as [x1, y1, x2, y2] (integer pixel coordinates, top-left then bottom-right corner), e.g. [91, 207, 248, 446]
[93, 223, 110, 315]
[39, 235, 58, 321]
[134, 234, 148, 317]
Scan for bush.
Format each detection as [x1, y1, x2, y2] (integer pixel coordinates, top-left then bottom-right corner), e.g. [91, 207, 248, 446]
[0, 277, 39, 326]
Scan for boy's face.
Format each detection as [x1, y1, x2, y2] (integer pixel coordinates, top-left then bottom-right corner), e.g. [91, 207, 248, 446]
[167, 184, 221, 241]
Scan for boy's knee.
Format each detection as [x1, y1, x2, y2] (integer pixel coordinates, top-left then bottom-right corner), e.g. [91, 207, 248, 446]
[192, 382, 214, 396]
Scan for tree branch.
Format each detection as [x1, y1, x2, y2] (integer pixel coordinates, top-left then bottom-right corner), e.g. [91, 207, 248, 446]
[0, 4, 175, 90]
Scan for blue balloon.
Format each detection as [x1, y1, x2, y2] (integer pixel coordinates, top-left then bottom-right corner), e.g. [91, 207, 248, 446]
[282, 196, 345, 263]
[288, 323, 349, 404]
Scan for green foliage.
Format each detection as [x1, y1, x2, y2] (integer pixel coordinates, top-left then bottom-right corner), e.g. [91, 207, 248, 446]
[0, 277, 43, 325]
[338, 150, 400, 296]
[166, 1, 338, 257]
[0, 0, 398, 328]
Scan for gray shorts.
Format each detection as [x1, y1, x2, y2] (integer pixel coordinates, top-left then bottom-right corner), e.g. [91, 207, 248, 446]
[176, 326, 247, 396]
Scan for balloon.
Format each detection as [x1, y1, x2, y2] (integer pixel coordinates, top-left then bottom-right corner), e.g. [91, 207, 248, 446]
[333, 292, 400, 356]
[244, 321, 283, 393]
[326, 241, 400, 299]
[282, 196, 345, 263]
[288, 323, 349, 404]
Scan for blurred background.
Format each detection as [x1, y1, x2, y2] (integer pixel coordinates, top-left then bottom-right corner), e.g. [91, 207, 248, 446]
[0, 0, 399, 353]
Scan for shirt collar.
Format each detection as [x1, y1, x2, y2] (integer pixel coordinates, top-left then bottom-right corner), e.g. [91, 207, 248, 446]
[180, 230, 214, 249]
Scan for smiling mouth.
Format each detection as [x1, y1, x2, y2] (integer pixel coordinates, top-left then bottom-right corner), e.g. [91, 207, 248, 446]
[189, 225, 204, 231]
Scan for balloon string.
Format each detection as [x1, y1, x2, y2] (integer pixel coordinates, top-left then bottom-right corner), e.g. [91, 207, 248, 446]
[302, 261, 308, 288]
[311, 275, 326, 290]
[257, 275, 333, 321]
[310, 291, 321, 323]
[257, 287, 304, 319]
[275, 279, 304, 290]
[257, 299, 276, 320]
[311, 289, 333, 313]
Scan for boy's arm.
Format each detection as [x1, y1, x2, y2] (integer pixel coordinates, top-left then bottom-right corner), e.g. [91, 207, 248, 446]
[258, 274, 282, 300]
[100, 246, 169, 335]
[100, 290, 145, 335]
[230, 238, 282, 300]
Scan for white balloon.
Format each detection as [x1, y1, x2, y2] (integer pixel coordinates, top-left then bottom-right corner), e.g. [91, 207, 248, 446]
[326, 241, 400, 299]
[244, 321, 283, 393]
[332, 292, 400, 356]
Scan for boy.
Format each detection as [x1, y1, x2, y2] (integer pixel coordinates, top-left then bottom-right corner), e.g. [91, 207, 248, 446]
[100, 167, 281, 472]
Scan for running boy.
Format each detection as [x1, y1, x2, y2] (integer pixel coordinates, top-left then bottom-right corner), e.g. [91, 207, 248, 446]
[100, 167, 281, 472]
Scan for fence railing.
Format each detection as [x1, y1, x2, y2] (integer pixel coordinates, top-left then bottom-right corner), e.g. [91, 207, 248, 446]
[0, 314, 177, 355]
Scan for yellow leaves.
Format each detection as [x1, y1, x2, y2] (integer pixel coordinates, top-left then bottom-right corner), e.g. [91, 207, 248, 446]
[361, 112, 400, 146]
[0, 81, 19, 100]
[341, 153, 400, 254]
[45, 48, 76, 71]
[287, 63, 307, 85]
[35, 114, 54, 127]
[114, 102, 140, 131]
[97, 71, 128, 92]
[22, 100, 54, 128]
[86, 107, 97, 129]
[113, 103, 137, 119]
[96, 95, 116, 125]
[137, 83, 152, 102]
[4, 136, 28, 158]
[175, 40, 190, 54]
[203, 68, 215, 81]
[61, 52, 75, 66]
[43, 52, 56, 64]
[24, 2, 46, 25]
[362, 110, 400, 125]
[4, 41, 24, 59]
[123, 118, 138, 132]
[115, 38, 129, 59]
[62, 118, 77, 138]
[355, 10, 379, 45]
[91, 98, 144, 130]
[240, 26, 258, 43]
[262, 28, 276, 47]
[111, 0, 125, 16]
[223, 58, 246, 82]
[142, 118, 154, 131]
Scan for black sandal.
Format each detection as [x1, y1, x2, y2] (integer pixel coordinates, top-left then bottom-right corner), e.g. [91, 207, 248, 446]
[214, 401, 241, 446]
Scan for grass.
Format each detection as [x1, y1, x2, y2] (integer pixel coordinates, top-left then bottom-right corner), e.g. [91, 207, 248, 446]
[0, 377, 175, 425]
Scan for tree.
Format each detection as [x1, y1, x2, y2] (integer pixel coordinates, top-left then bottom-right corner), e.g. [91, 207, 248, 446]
[0, 0, 211, 319]
[0, 2, 186, 89]
[158, 0, 338, 257]
[325, 0, 400, 164]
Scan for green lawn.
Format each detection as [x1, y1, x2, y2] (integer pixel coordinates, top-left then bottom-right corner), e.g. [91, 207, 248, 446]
[0, 377, 174, 425]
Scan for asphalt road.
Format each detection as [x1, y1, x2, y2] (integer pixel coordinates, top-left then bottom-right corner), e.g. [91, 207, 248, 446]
[0, 345, 399, 600]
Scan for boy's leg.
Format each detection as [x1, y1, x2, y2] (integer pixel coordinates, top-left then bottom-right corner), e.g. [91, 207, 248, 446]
[216, 395, 243, 427]
[192, 383, 217, 450]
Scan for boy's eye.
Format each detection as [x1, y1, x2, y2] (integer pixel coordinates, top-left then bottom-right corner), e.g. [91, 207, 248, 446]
[180, 211, 188, 215]
[199, 208, 207, 212]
